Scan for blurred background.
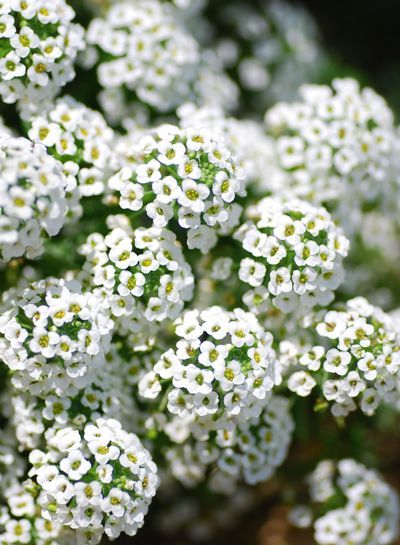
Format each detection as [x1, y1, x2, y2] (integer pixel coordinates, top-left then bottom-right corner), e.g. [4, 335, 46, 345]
[297, 0, 400, 115]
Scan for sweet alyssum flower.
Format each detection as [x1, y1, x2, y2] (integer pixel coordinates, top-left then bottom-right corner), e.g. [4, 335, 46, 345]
[86, 0, 237, 124]
[8, 345, 135, 451]
[0, 134, 69, 262]
[291, 459, 400, 545]
[29, 418, 158, 544]
[138, 306, 281, 429]
[235, 197, 349, 313]
[79, 222, 194, 333]
[0, 0, 84, 118]
[0, 478, 71, 545]
[107, 124, 245, 253]
[0, 278, 113, 398]
[28, 96, 116, 199]
[265, 78, 399, 234]
[164, 396, 293, 494]
[288, 297, 400, 417]
[177, 103, 284, 194]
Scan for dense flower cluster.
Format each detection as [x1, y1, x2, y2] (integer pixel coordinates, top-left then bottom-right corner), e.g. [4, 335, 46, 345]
[107, 124, 245, 252]
[165, 396, 293, 494]
[139, 306, 280, 428]
[8, 347, 135, 451]
[27, 96, 115, 198]
[177, 103, 284, 193]
[0, 135, 69, 262]
[86, 0, 236, 123]
[0, 0, 84, 117]
[79, 223, 194, 332]
[0, 278, 113, 397]
[288, 297, 400, 416]
[29, 418, 158, 544]
[291, 459, 400, 545]
[265, 78, 399, 233]
[235, 198, 349, 314]
[0, 0, 399, 542]
[0, 478, 71, 545]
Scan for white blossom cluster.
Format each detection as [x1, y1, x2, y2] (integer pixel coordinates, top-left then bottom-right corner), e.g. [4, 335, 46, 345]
[0, 135, 69, 262]
[27, 96, 115, 199]
[0, 479, 71, 545]
[7, 348, 135, 451]
[288, 297, 400, 417]
[177, 103, 285, 193]
[0, 0, 84, 117]
[107, 124, 245, 253]
[79, 223, 194, 332]
[291, 459, 400, 545]
[0, 278, 113, 397]
[265, 78, 399, 233]
[165, 396, 293, 494]
[214, 0, 321, 107]
[0, 0, 399, 542]
[86, 0, 236, 123]
[139, 306, 281, 429]
[235, 198, 349, 314]
[28, 417, 158, 544]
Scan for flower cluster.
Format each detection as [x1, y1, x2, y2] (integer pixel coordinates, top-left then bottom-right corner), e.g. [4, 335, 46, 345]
[8, 347, 135, 451]
[0, 278, 113, 398]
[235, 198, 349, 314]
[0, 479, 70, 545]
[165, 396, 293, 494]
[291, 459, 400, 545]
[288, 297, 400, 417]
[177, 103, 284, 193]
[265, 78, 399, 233]
[28, 418, 158, 544]
[28, 96, 115, 198]
[213, 0, 321, 110]
[86, 0, 235, 122]
[79, 223, 194, 332]
[0, 135, 69, 262]
[108, 124, 245, 253]
[139, 306, 280, 428]
[0, 0, 84, 117]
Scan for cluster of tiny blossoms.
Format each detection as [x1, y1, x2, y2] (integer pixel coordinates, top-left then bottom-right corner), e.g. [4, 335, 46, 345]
[235, 198, 349, 314]
[0, 278, 113, 398]
[139, 306, 281, 429]
[265, 78, 398, 233]
[165, 396, 293, 494]
[288, 297, 400, 417]
[177, 103, 284, 193]
[0, 478, 70, 545]
[8, 347, 135, 451]
[108, 124, 245, 253]
[79, 223, 194, 333]
[0, 135, 69, 262]
[0, 0, 84, 117]
[28, 418, 158, 544]
[86, 0, 202, 116]
[291, 459, 400, 545]
[28, 96, 116, 198]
